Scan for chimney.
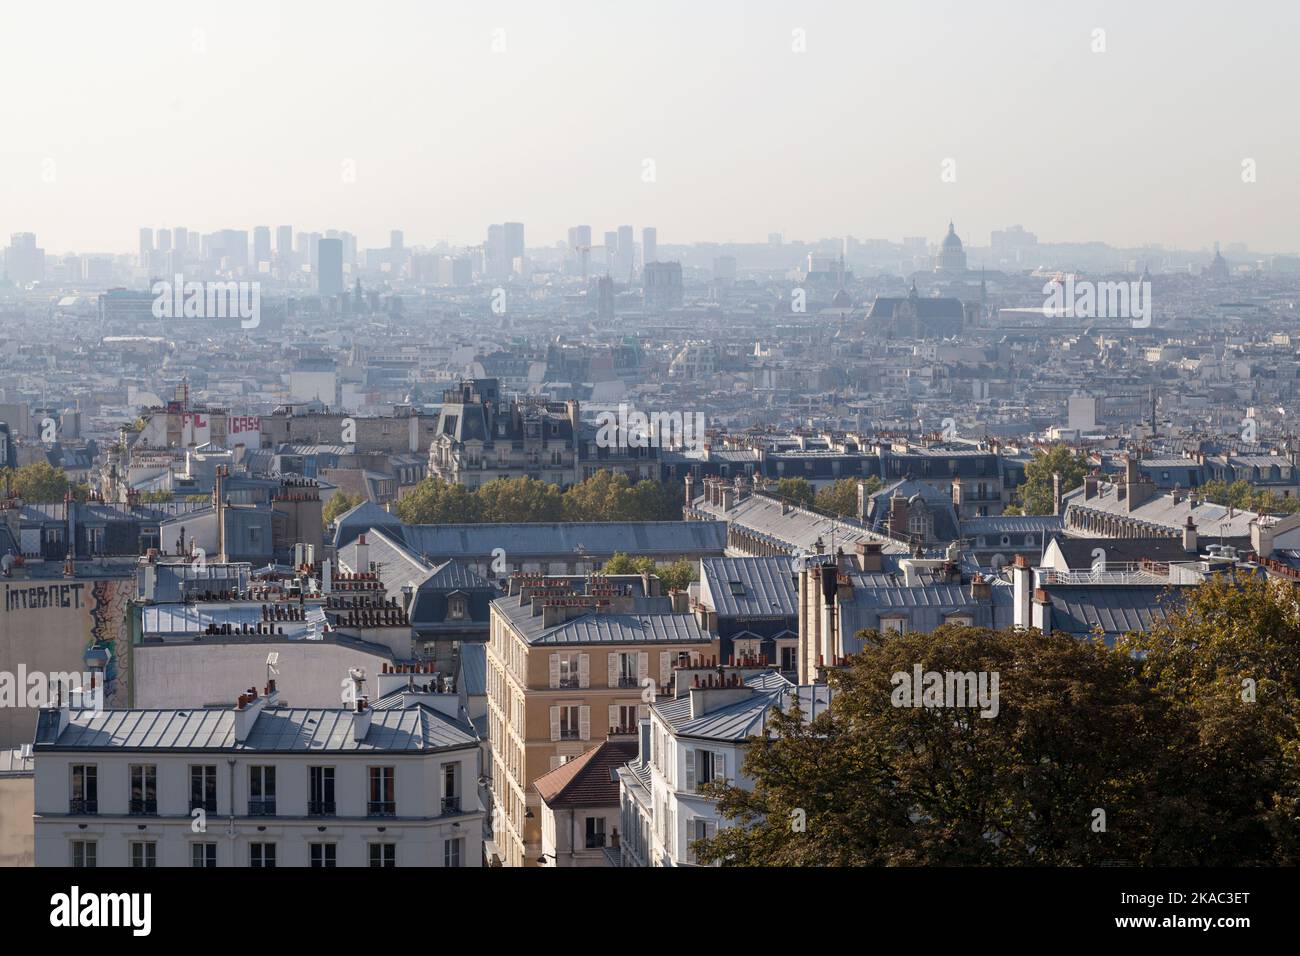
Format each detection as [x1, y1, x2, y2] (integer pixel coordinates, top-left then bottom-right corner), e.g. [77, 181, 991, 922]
[215, 465, 227, 563]
[352, 697, 372, 741]
[1183, 515, 1199, 554]
[1083, 472, 1098, 501]
[720, 487, 735, 512]
[670, 589, 690, 613]
[684, 473, 695, 507]
[854, 540, 882, 572]
[1251, 517, 1275, 559]
[233, 685, 265, 743]
[321, 557, 333, 594]
[971, 573, 992, 601]
[1052, 471, 1062, 517]
[1012, 554, 1033, 630]
[888, 493, 909, 539]
[354, 533, 369, 574]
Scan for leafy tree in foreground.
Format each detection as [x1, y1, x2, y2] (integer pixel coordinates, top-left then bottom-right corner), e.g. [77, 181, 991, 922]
[1012, 445, 1088, 515]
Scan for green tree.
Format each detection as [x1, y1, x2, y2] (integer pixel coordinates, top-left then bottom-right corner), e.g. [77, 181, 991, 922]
[773, 477, 815, 511]
[815, 477, 877, 518]
[656, 557, 696, 592]
[1012, 446, 1089, 515]
[602, 552, 656, 576]
[696, 624, 1170, 866]
[8, 461, 70, 503]
[395, 478, 481, 524]
[322, 490, 360, 526]
[1118, 575, 1300, 864]
[138, 489, 174, 504]
[477, 476, 565, 523]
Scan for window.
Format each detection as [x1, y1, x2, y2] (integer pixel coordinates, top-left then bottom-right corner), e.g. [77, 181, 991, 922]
[689, 819, 716, 864]
[249, 766, 276, 816]
[250, 843, 276, 868]
[881, 616, 905, 635]
[446, 595, 467, 621]
[128, 764, 157, 816]
[780, 646, 798, 672]
[130, 841, 157, 868]
[615, 652, 639, 688]
[617, 704, 638, 732]
[556, 653, 580, 688]
[559, 705, 581, 739]
[369, 843, 396, 867]
[70, 765, 97, 814]
[697, 749, 721, 786]
[309, 843, 337, 868]
[309, 766, 336, 816]
[191, 843, 217, 868]
[585, 816, 606, 849]
[727, 580, 746, 596]
[443, 838, 462, 868]
[190, 765, 217, 813]
[71, 840, 96, 867]
[368, 766, 396, 816]
[441, 763, 460, 814]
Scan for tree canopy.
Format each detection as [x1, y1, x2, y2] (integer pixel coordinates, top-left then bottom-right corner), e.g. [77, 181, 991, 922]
[394, 471, 682, 525]
[1011, 445, 1089, 515]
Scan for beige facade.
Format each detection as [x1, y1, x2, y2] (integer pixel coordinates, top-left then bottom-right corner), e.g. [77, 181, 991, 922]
[485, 584, 715, 867]
[0, 761, 34, 866]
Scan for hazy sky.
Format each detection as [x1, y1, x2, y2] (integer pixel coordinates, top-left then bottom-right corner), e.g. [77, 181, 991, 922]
[2, 0, 1296, 255]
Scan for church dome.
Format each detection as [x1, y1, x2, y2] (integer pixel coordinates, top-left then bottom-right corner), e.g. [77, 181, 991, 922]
[942, 222, 963, 250]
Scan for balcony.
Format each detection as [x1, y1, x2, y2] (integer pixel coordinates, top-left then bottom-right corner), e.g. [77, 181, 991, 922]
[308, 800, 336, 817]
[69, 798, 98, 815]
[190, 798, 217, 814]
[441, 796, 461, 814]
[559, 728, 581, 740]
[367, 800, 396, 817]
[616, 676, 640, 689]
[129, 798, 158, 816]
[585, 832, 607, 849]
[247, 798, 277, 817]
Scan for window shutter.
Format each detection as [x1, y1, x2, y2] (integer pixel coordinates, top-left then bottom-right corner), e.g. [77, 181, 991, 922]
[548, 654, 559, 689]
[716, 750, 726, 783]
[578, 653, 590, 689]
[685, 748, 696, 792]
[607, 653, 618, 688]
[609, 705, 620, 734]
[638, 652, 649, 680]
[549, 706, 560, 741]
[579, 706, 591, 741]
[659, 651, 670, 688]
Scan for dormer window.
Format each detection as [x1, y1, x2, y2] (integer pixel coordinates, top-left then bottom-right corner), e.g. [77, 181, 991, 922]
[446, 595, 467, 621]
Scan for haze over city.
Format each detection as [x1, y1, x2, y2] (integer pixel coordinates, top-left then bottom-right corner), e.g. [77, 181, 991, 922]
[3, 0, 1298, 254]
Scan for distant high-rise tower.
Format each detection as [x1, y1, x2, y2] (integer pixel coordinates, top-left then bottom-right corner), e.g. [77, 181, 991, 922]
[157, 229, 172, 253]
[317, 238, 344, 296]
[3, 233, 45, 285]
[604, 231, 618, 274]
[172, 227, 188, 271]
[504, 222, 525, 274]
[138, 228, 154, 266]
[642, 227, 657, 266]
[618, 225, 634, 278]
[276, 225, 293, 267]
[253, 226, 272, 270]
[596, 274, 616, 322]
[487, 224, 508, 278]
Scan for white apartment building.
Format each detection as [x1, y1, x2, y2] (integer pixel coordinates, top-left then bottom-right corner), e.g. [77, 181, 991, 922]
[31, 678, 483, 868]
[618, 666, 829, 867]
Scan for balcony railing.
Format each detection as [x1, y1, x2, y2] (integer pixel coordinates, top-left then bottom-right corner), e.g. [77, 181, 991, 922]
[247, 797, 277, 817]
[559, 728, 581, 740]
[616, 676, 640, 688]
[129, 798, 158, 816]
[441, 796, 461, 814]
[190, 797, 217, 813]
[69, 798, 98, 815]
[585, 832, 607, 849]
[308, 800, 336, 817]
[367, 800, 396, 817]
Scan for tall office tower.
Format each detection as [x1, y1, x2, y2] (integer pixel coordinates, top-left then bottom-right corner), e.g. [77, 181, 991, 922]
[212, 229, 249, 271]
[172, 227, 188, 270]
[567, 225, 593, 277]
[309, 232, 322, 271]
[389, 229, 405, 273]
[390, 230, 404, 253]
[295, 231, 310, 267]
[503, 222, 525, 274]
[596, 275, 616, 321]
[253, 226, 272, 270]
[276, 225, 293, 265]
[642, 226, 657, 266]
[604, 231, 618, 274]
[487, 224, 507, 278]
[317, 238, 344, 296]
[341, 232, 358, 269]
[3, 233, 45, 285]
[138, 227, 154, 266]
[567, 225, 592, 251]
[188, 232, 201, 257]
[617, 225, 634, 278]
[157, 229, 172, 253]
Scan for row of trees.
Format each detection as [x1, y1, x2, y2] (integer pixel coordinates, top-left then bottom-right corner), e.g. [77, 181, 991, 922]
[771, 476, 882, 518]
[602, 552, 696, 592]
[392, 471, 683, 525]
[1198, 478, 1300, 515]
[696, 575, 1300, 865]
[2, 461, 90, 503]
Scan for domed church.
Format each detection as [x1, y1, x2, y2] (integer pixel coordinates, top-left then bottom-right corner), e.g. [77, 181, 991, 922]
[934, 222, 968, 274]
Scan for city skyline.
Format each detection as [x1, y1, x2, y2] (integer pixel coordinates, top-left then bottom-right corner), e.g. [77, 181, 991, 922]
[3, 0, 1298, 254]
